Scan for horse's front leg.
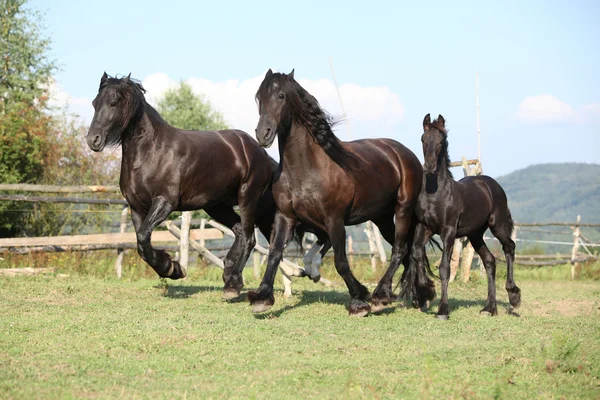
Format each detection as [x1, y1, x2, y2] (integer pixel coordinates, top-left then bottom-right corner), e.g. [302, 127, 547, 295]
[247, 211, 295, 313]
[371, 202, 415, 311]
[436, 226, 457, 320]
[327, 220, 371, 317]
[133, 198, 184, 279]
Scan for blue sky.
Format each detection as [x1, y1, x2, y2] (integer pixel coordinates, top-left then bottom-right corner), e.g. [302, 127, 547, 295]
[31, 0, 600, 177]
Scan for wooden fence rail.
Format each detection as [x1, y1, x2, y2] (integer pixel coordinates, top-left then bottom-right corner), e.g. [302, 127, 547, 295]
[0, 184, 120, 193]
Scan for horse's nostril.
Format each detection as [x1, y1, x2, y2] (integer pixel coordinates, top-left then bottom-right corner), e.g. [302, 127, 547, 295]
[266, 128, 271, 135]
[93, 135, 101, 146]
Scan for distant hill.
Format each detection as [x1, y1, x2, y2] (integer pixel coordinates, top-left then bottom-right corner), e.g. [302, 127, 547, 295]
[496, 163, 600, 224]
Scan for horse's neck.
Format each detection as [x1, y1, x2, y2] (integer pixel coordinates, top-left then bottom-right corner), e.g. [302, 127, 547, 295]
[121, 106, 166, 165]
[279, 123, 328, 177]
[425, 150, 454, 196]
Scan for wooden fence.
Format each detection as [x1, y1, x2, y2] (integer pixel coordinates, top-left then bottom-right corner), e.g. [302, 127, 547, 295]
[1, 183, 598, 284]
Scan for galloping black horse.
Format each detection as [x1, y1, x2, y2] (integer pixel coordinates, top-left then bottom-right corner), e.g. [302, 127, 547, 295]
[86, 73, 328, 298]
[409, 114, 521, 319]
[249, 69, 435, 316]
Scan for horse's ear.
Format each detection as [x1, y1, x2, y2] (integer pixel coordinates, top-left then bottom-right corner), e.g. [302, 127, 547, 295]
[101, 72, 108, 84]
[288, 69, 295, 80]
[437, 114, 445, 128]
[265, 68, 273, 79]
[423, 113, 431, 131]
[124, 73, 131, 83]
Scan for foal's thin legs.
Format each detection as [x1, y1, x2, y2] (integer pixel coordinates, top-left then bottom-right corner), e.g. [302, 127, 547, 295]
[468, 232, 498, 316]
[490, 223, 521, 308]
[436, 226, 456, 319]
[132, 198, 185, 279]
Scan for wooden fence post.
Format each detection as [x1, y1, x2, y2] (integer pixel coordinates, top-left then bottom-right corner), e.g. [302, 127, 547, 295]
[449, 239, 462, 282]
[179, 211, 191, 276]
[253, 228, 261, 279]
[114, 206, 129, 279]
[571, 215, 581, 280]
[365, 222, 378, 272]
[372, 223, 387, 265]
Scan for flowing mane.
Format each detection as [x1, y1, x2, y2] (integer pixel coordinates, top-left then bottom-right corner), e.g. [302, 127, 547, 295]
[255, 72, 364, 175]
[432, 116, 453, 179]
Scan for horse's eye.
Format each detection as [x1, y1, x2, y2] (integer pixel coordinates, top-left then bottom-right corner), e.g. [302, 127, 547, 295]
[110, 101, 117, 107]
[278, 93, 284, 99]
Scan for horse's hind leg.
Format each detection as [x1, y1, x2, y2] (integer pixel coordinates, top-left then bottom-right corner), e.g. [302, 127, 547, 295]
[204, 205, 245, 299]
[489, 216, 521, 309]
[132, 199, 185, 279]
[468, 231, 498, 316]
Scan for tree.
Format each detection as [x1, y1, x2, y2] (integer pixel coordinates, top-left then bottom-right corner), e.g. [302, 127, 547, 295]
[156, 82, 228, 131]
[0, 0, 57, 235]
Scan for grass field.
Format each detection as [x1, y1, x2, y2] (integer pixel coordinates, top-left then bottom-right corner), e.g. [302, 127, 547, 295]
[1, 255, 599, 399]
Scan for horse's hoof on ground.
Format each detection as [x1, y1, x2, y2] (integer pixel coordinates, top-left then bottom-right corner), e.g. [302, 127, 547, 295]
[348, 299, 370, 317]
[221, 289, 241, 301]
[247, 290, 275, 313]
[508, 307, 521, 317]
[435, 314, 449, 320]
[311, 275, 321, 283]
[508, 289, 521, 309]
[479, 310, 493, 317]
[420, 301, 431, 312]
[251, 301, 273, 313]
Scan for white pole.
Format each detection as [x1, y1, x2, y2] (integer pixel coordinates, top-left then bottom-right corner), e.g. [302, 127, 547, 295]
[329, 58, 351, 140]
[476, 70, 481, 162]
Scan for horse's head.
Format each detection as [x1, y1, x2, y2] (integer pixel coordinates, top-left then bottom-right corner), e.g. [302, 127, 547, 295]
[86, 72, 145, 152]
[421, 113, 447, 175]
[254, 68, 296, 148]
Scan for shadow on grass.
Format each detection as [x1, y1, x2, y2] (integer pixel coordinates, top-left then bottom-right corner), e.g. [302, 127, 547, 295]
[158, 280, 519, 318]
[158, 284, 222, 299]
[252, 289, 403, 319]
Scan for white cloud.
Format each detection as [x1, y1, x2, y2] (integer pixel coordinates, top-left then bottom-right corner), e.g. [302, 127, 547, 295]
[516, 95, 577, 123]
[47, 79, 93, 122]
[141, 72, 405, 142]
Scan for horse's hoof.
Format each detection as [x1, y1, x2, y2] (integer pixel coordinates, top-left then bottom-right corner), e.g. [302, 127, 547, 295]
[348, 299, 370, 317]
[221, 289, 241, 301]
[508, 289, 521, 308]
[435, 314, 449, 320]
[419, 301, 431, 313]
[251, 301, 273, 313]
[311, 275, 321, 283]
[247, 290, 275, 313]
[479, 310, 493, 317]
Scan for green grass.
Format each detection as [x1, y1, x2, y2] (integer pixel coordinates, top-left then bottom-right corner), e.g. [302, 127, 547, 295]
[1, 257, 599, 399]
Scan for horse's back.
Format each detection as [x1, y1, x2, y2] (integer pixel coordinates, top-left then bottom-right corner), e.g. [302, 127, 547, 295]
[456, 175, 511, 229]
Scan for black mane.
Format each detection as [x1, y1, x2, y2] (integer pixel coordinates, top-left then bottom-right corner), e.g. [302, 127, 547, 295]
[256, 72, 363, 175]
[432, 117, 453, 179]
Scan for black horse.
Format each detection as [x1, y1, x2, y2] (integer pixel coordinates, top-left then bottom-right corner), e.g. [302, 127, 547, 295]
[249, 69, 435, 316]
[86, 73, 328, 297]
[408, 114, 521, 319]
